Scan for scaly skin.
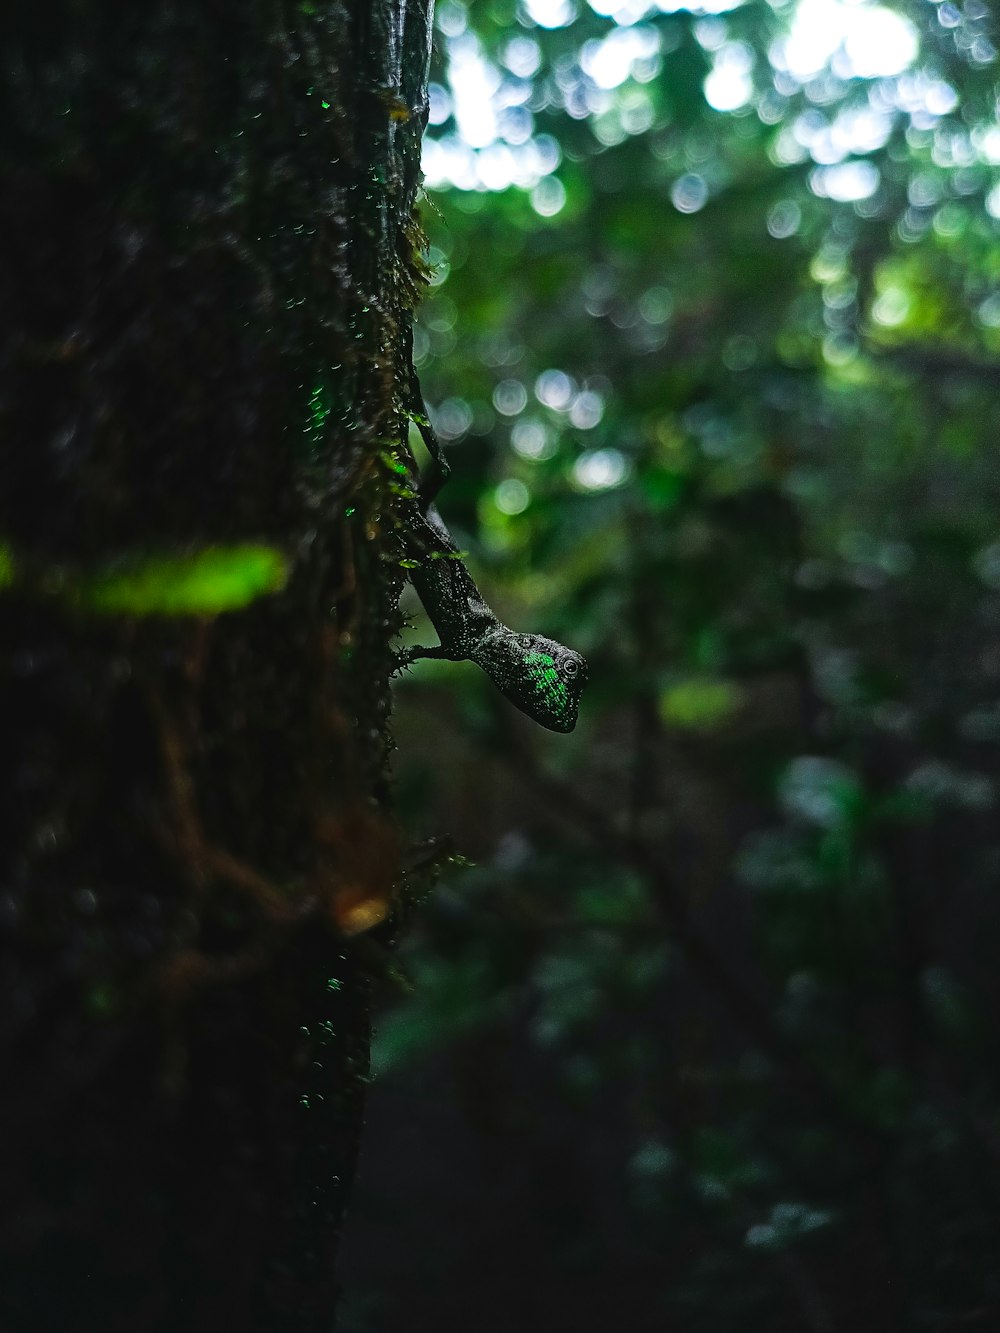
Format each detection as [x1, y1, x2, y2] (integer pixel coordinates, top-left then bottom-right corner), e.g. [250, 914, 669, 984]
[396, 387, 588, 732]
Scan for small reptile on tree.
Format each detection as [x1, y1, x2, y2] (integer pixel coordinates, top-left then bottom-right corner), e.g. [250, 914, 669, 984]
[395, 355, 588, 734]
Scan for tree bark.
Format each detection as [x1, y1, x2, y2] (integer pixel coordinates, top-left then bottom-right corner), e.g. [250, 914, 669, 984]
[0, 2, 432, 1329]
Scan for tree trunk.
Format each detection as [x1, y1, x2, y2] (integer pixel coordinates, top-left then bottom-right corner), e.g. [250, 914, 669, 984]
[0, 2, 432, 1329]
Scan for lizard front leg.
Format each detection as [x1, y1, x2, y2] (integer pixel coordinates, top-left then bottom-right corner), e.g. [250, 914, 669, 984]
[393, 641, 465, 671]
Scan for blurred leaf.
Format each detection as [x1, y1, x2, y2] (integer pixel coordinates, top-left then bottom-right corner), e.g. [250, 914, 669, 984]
[659, 677, 742, 730]
[744, 1202, 835, 1250]
[81, 545, 289, 616]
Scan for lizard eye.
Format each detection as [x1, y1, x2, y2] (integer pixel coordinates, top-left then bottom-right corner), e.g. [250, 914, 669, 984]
[518, 634, 533, 648]
[562, 660, 579, 678]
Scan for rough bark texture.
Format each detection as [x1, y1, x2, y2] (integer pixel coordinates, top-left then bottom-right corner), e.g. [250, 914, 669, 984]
[0, 2, 432, 1329]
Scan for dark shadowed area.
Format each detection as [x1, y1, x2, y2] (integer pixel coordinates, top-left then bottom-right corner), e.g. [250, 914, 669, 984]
[341, 0, 1000, 1329]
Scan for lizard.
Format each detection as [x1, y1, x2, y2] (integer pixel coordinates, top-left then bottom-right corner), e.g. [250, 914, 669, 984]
[394, 351, 588, 734]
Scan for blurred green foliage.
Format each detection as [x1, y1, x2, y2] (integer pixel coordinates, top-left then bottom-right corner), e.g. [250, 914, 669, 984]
[377, 0, 1000, 1327]
[82, 545, 289, 614]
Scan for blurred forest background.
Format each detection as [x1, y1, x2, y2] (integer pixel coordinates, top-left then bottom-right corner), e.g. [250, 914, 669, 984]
[342, 0, 1000, 1329]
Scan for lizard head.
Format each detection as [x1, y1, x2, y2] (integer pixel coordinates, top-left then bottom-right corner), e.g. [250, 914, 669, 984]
[478, 631, 588, 733]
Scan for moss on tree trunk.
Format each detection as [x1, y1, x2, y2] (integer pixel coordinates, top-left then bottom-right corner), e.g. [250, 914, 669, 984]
[0, 2, 432, 1328]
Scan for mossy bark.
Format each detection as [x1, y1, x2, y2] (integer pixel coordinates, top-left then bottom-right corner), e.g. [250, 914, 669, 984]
[0, 2, 432, 1329]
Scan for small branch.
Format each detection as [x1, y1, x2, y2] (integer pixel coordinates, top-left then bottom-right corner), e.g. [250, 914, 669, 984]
[870, 345, 1000, 387]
